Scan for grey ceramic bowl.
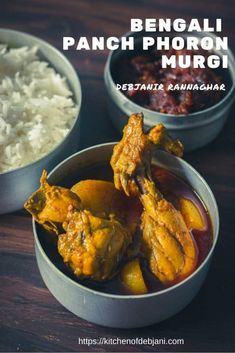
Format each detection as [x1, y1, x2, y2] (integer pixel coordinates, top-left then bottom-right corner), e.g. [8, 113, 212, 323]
[33, 143, 219, 328]
[0, 29, 82, 214]
[104, 30, 235, 151]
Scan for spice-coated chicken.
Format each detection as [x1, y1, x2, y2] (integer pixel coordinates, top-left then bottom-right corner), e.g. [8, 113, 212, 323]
[24, 170, 81, 234]
[111, 113, 197, 283]
[139, 177, 197, 282]
[110, 113, 183, 196]
[58, 207, 131, 281]
[25, 172, 131, 281]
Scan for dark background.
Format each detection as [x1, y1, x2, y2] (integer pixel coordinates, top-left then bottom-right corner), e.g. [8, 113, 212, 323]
[0, 0, 235, 352]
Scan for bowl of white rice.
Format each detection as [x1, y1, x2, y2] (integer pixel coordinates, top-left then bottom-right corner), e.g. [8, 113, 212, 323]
[0, 29, 82, 214]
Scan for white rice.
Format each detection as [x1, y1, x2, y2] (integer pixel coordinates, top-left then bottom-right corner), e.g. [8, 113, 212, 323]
[0, 45, 77, 173]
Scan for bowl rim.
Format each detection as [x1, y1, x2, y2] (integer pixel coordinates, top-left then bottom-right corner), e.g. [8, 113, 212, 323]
[104, 29, 235, 124]
[33, 142, 220, 300]
[0, 28, 82, 176]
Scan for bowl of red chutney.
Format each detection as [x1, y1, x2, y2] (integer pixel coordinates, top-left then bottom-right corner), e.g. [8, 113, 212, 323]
[104, 30, 235, 151]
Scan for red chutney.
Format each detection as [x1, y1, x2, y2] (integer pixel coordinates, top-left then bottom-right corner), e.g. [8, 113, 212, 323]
[80, 165, 213, 295]
[114, 48, 225, 114]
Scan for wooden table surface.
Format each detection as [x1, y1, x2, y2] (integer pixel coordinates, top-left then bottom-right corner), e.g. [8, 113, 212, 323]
[0, 0, 235, 352]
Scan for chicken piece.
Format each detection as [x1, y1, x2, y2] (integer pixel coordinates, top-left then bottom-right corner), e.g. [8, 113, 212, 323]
[110, 113, 183, 196]
[111, 114, 197, 283]
[139, 178, 198, 282]
[58, 207, 131, 281]
[24, 170, 81, 234]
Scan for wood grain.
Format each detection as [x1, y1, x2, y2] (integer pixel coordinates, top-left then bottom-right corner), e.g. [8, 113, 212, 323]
[0, 1, 235, 352]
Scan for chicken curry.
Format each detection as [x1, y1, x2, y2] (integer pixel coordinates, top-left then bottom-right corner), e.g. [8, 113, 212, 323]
[25, 113, 212, 295]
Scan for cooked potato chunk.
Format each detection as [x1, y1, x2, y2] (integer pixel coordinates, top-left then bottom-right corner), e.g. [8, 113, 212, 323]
[179, 197, 204, 230]
[71, 180, 124, 219]
[121, 258, 148, 295]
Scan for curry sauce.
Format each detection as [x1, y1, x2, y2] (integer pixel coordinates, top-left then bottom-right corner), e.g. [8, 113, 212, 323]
[37, 163, 213, 295]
